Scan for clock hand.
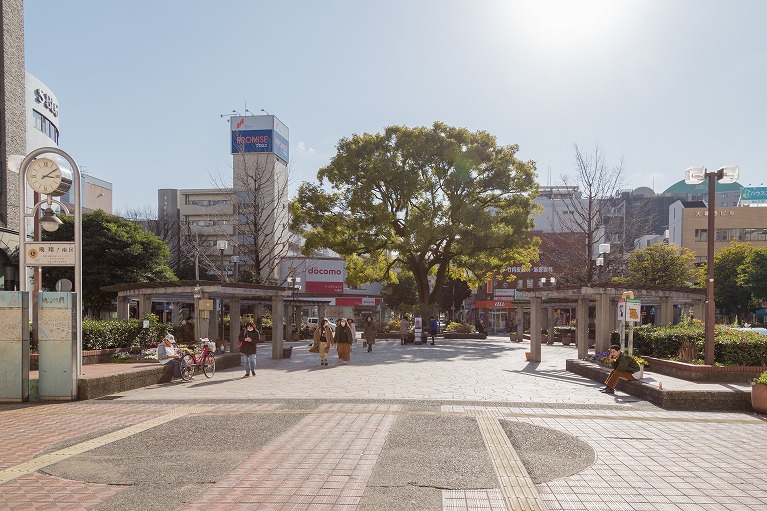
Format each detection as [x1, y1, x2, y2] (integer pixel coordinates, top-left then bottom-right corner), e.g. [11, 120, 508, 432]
[42, 170, 58, 178]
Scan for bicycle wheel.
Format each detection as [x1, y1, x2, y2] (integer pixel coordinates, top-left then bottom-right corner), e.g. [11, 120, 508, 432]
[202, 352, 216, 378]
[181, 354, 195, 381]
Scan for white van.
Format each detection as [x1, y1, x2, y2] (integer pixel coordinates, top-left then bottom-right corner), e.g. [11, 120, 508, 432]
[307, 317, 335, 330]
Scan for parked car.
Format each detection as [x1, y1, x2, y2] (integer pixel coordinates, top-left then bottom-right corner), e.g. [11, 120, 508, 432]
[306, 317, 336, 330]
[733, 327, 767, 335]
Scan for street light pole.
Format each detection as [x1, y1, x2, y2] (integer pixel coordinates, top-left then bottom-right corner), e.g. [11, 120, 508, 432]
[684, 165, 739, 365]
[216, 240, 228, 349]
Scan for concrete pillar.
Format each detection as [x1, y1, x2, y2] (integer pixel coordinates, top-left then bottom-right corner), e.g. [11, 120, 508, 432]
[692, 299, 704, 323]
[196, 291, 210, 342]
[318, 304, 327, 322]
[286, 302, 294, 342]
[516, 306, 524, 340]
[595, 292, 611, 353]
[210, 299, 221, 342]
[170, 302, 181, 325]
[139, 294, 152, 319]
[660, 295, 674, 326]
[271, 295, 285, 359]
[117, 296, 129, 321]
[230, 297, 241, 353]
[529, 297, 542, 362]
[577, 296, 589, 360]
[546, 306, 555, 342]
[608, 298, 617, 333]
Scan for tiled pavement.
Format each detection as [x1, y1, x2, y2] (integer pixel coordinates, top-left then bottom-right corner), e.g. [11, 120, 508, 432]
[1, 336, 765, 511]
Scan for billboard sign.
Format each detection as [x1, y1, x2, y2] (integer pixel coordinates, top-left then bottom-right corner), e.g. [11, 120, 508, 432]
[304, 259, 345, 294]
[230, 115, 289, 162]
[741, 186, 767, 204]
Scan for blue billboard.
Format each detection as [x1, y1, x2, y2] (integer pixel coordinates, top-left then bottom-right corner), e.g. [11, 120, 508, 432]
[230, 115, 289, 163]
[231, 129, 273, 154]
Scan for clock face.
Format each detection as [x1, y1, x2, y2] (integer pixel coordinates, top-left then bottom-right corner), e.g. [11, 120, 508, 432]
[27, 157, 72, 195]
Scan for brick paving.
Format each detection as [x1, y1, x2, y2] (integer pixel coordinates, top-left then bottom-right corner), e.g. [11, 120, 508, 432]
[1, 336, 765, 511]
[185, 404, 400, 511]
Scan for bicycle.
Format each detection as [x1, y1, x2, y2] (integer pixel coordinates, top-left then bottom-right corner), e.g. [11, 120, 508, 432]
[180, 339, 216, 381]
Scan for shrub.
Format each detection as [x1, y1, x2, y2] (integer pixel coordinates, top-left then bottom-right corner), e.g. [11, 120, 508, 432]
[444, 322, 475, 334]
[714, 329, 767, 366]
[82, 314, 168, 351]
[386, 319, 402, 332]
[630, 322, 767, 366]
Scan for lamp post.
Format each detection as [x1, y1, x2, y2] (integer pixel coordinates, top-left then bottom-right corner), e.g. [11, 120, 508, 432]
[216, 240, 228, 348]
[596, 243, 610, 281]
[684, 165, 739, 365]
[287, 277, 301, 337]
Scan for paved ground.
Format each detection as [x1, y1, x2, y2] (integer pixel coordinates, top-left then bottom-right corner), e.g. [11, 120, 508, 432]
[1, 336, 765, 511]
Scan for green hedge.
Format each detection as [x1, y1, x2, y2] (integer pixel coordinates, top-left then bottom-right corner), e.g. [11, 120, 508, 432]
[82, 315, 171, 351]
[629, 322, 767, 365]
[714, 329, 767, 366]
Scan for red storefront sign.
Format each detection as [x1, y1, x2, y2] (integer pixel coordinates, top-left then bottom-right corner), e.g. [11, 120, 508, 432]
[475, 300, 514, 308]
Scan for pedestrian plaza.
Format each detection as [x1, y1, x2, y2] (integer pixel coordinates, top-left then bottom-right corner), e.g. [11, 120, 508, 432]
[1, 336, 765, 511]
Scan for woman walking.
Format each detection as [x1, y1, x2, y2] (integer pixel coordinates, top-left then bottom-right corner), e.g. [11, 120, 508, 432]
[399, 316, 409, 345]
[312, 318, 334, 366]
[238, 320, 259, 378]
[334, 318, 354, 364]
[348, 318, 357, 344]
[363, 316, 376, 352]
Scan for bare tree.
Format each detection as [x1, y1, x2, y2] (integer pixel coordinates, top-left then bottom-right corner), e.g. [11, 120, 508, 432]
[555, 144, 626, 284]
[211, 147, 292, 284]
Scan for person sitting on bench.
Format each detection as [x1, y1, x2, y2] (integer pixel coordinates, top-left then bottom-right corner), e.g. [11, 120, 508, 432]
[600, 344, 640, 394]
[157, 334, 183, 379]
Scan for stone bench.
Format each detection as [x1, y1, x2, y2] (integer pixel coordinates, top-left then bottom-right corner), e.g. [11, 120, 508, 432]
[566, 359, 753, 412]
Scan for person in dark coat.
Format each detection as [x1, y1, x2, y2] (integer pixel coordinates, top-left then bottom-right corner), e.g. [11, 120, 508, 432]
[334, 318, 354, 364]
[362, 316, 376, 352]
[238, 320, 259, 378]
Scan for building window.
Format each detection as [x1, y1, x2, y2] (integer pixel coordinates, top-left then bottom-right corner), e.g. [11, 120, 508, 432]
[32, 109, 59, 143]
[715, 229, 737, 242]
[694, 229, 707, 242]
[721, 202, 727, 207]
[741, 228, 767, 242]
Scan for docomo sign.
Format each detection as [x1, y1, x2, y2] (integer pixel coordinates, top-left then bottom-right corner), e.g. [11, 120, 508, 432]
[305, 259, 345, 294]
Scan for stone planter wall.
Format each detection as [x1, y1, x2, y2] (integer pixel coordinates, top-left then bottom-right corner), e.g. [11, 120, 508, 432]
[644, 357, 767, 383]
[31, 348, 134, 370]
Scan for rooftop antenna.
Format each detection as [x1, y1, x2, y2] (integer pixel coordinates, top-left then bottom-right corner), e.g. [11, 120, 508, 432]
[244, 101, 253, 116]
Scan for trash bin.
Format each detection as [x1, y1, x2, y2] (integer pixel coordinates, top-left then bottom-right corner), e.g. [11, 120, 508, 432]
[283, 346, 293, 358]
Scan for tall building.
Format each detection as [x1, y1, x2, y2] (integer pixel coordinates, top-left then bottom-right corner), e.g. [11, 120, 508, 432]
[158, 114, 291, 284]
[0, 0, 25, 287]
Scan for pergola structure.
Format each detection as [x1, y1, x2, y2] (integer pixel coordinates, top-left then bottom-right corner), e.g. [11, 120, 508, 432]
[101, 280, 330, 359]
[519, 283, 706, 362]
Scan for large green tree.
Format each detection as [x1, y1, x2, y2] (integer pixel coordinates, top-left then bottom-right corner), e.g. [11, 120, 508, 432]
[714, 241, 753, 320]
[290, 122, 539, 304]
[738, 247, 767, 304]
[42, 210, 176, 315]
[624, 243, 699, 287]
[381, 273, 419, 312]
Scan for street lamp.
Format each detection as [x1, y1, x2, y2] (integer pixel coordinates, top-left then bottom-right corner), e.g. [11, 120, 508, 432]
[596, 243, 610, 280]
[216, 240, 228, 349]
[287, 277, 301, 334]
[684, 165, 739, 365]
[216, 240, 228, 282]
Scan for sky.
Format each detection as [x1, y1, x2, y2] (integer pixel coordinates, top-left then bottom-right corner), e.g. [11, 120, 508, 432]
[23, 0, 767, 214]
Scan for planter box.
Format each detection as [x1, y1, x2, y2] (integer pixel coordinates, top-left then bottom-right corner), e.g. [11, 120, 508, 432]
[442, 333, 487, 340]
[644, 357, 767, 383]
